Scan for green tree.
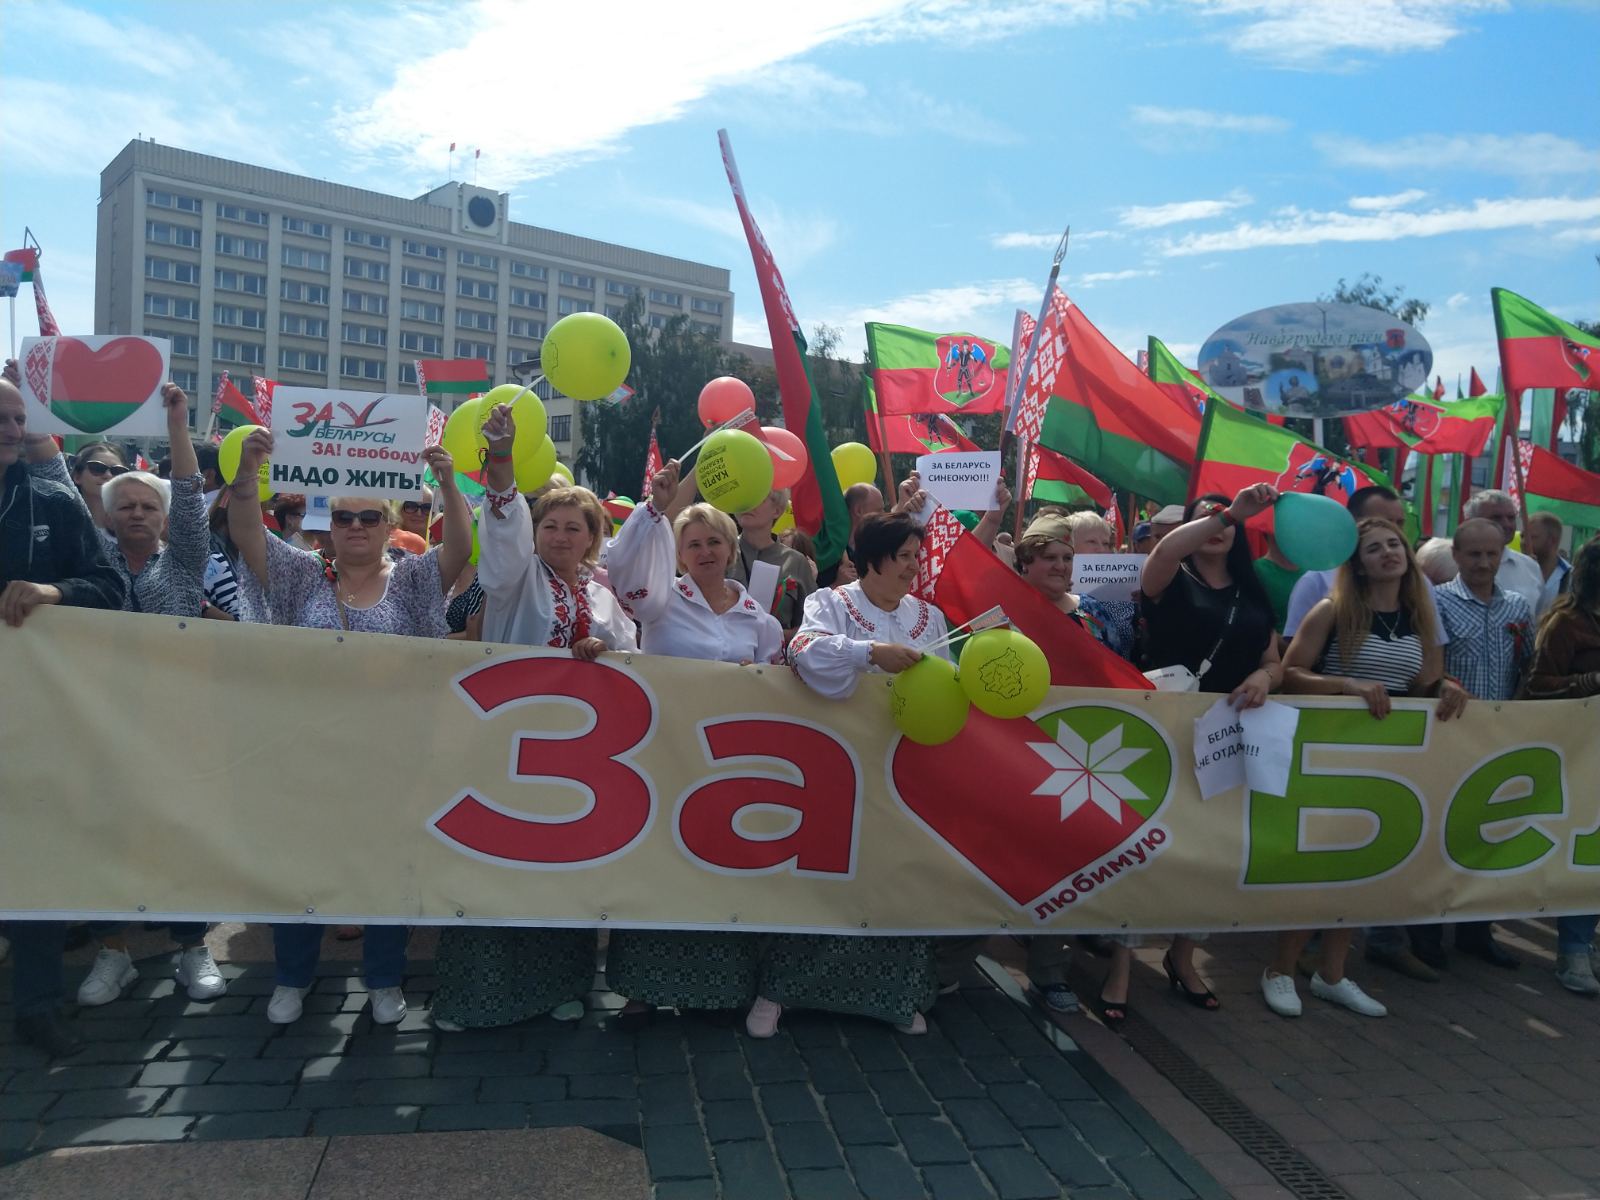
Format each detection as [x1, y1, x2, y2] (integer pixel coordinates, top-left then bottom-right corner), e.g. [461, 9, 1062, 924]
[1320, 273, 1430, 327]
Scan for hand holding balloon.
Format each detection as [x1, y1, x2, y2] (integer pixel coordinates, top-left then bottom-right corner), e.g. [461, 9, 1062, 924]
[481, 404, 515, 453]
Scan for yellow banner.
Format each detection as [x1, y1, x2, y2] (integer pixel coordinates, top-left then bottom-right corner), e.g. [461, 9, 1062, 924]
[4, 609, 1596, 934]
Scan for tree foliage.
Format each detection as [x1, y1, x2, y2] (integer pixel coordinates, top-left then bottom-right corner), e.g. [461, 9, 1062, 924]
[1319, 273, 1429, 327]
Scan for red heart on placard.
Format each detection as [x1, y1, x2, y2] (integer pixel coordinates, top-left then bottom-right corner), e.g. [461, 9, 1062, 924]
[48, 338, 165, 434]
[888, 701, 1176, 910]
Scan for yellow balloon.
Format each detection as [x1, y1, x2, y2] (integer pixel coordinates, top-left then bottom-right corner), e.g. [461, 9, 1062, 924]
[468, 509, 481, 566]
[541, 312, 631, 401]
[696, 428, 774, 515]
[552, 461, 574, 485]
[217, 424, 263, 484]
[831, 442, 877, 490]
[441, 398, 486, 470]
[958, 628, 1051, 720]
[891, 655, 970, 746]
[478, 383, 549, 448]
[514, 434, 557, 493]
[254, 462, 272, 503]
[773, 505, 796, 534]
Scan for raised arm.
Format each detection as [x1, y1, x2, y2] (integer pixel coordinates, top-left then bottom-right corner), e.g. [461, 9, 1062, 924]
[475, 403, 535, 599]
[424, 445, 472, 595]
[602, 459, 680, 625]
[971, 481, 1012, 549]
[225, 427, 274, 585]
[164, 384, 199, 480]
[1141, 484, 1277, 600]
[160, 385, 210, 589]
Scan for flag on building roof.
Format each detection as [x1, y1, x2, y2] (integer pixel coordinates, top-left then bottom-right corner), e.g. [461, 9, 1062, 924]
[1024, 444, 1113, 509]
[866, 322, 1012, 416]
[863, 379, 980, 454]
[1031, 291, 1201, 505]
[1344, 392, 1504, 456]
[1513, 441, 1600, 530]
[416, 358, 491, 394]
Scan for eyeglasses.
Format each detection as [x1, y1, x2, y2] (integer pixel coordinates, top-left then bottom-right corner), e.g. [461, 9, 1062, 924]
[331, 509, 385, 528]
[279, 508, 306, 519]
[400, 501, 430, 515]
[80, 461, 129, 478]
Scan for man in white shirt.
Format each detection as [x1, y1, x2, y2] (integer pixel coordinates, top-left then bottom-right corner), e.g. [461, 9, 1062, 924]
[1523, 510, 1572, 613]
[1463, 489, 1547, 616]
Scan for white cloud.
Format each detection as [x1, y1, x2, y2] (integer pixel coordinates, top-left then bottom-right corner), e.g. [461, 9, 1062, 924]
[1445, 292, 1474, 310]
[1071, 269, 1157, 287]
[1551, 225, 1600, 244]
[636, 195, 839, 269]
[1118, 191, 1252, 229]
[4, 1, 211, 80]
[1318, 132, 1599, 178]
[989, 229, 1118, 250]
[1347, 189, 1429, 211]
[1157, 195, 1600, 255]
[853, 0, 1143, 43]
[1129, 105, 1289, 133]
[843, 278, 1040, 330]
[1192, 0, 1507, 70]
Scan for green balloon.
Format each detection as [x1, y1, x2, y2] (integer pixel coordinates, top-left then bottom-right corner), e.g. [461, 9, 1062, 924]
[1275, 492, 1357, 571]
[696, 428, 774, 515]
[890, 655, 970, 746]
[958, 628, 1050, 720]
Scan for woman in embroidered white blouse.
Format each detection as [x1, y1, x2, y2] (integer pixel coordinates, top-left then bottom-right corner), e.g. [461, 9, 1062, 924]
[745, 512, 951, 1038]
[600, 459, 785, 1025]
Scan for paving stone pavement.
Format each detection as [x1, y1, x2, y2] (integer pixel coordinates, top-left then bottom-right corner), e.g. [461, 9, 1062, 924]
[1, 935, 1226, 1199]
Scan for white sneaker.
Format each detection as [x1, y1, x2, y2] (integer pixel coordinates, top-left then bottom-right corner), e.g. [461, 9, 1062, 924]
[1261, 970, 1302, 1017]
[1555, 952, 1600, 996]
[431, 1014, 464, 1032]
[745, 996, 782, 1038]
[1310, 972, 1387, 1017]
[267, 984, 310, 1025]
[369, 986, 407, 1025]
[77, 948, 137, 1006]
[175, 946, 227, 1001]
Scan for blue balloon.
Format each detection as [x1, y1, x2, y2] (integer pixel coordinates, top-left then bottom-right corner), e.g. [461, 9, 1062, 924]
[1275, 491, 1358, 571]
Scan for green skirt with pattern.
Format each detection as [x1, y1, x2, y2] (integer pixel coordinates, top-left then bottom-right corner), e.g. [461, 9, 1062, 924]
[431, 927, 596, 1029]
[605, 930, 764, 1010]
[760, 933, 936, 1026]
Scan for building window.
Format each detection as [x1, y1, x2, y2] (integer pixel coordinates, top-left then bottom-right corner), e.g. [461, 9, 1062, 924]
[282, 246, 331, 271]
[282, 216, 330, 238]
[281, 280, 330, 305]
[151, 332, 199, 356]
[145, 257, 199, 285]
[648, 312, 670, 330]
[215, 269, 267, 295]
[398, 362, 419, 385]
[280, 349, 328, 373]
[549, 414, 572, 443]
[510, 261, 547, 280]
[457, 277, 497, 301]
[604, 305, 624, 320]
[509, 287, 545, 310]
[146, 221, 199, 248]
[143, 294, 198, 320]
[170, 369, 198, 392]
[458, 250, 498, 269]
[400, 299, 444, 322]
[507, 317, 545, 339]
[213, 339, 265, 365]
[404, 240, 444, 260]
[217, 203, 268, 226]
[399, 331, 443, 355]
[691, 297, 724, 315]
[605, 281, 638, 297]
[648, 288, 681, 307]
[558, 270, 594, 289]
[216, 234, 267, 260]
[345, 229, 391, 250]
[280, 314, 329, 337]
[456, 309, 495, 332]
[454, 340, 494, 362]
[146, 189, 200, 213]
[340, 356, 385, 381]
[557, 296, 593, 315]
[342, 289, 387, 315]
[344, 257, 388, 282]
[213, 304, 266, 330]
[402, 267, 444, 291]
[507, 348, 538, 368]
[692, 320, 721, 337]
[341, 322, 387, 347]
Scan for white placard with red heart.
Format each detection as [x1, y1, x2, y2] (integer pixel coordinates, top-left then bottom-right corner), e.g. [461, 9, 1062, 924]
[18, 335, 171, 437]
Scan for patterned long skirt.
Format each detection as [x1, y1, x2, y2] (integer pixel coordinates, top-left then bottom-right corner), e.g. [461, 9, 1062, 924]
[760, 934, 936, 1026]
[431, 927, 596, 1029]
[605, 931, 765, 1010]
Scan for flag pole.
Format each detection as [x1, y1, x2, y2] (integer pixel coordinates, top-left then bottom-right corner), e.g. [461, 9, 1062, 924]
[1003, 227, 1069, 439]
[1012, 437, 1028, 541]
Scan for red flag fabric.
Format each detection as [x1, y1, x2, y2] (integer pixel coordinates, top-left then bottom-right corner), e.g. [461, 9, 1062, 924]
[1024, 444, 1113, 509]
[912, 508, 1150, 690]
[217, 378, 263, 426]
[866, 411, 980, 455]
[31, 267, 60, 337]
[252, 376, 276, 427]
[1469, 368, 1488, 397]
[210, 370, 230, 418]
[642, 427, 664, 501]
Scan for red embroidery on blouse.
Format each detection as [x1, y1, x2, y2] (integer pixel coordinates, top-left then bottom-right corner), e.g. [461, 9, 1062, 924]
[486, 487, 519, 518]
[786, 631, 823, 680]
[838, 591, 876, 634]
[545, 573, 593, 647]
[743, 598, 759, 613]
[642, 501, 663, 523]
[909, 600, 930, 641]
[676, 580, 695, 600]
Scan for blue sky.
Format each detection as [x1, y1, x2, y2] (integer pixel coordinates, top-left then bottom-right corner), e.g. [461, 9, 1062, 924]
[3, 0, 1596, 390]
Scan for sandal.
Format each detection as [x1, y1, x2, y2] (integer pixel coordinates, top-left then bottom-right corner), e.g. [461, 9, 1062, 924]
[1096, 992, 1130, 1032]
[1163, 950, 1220, 1010]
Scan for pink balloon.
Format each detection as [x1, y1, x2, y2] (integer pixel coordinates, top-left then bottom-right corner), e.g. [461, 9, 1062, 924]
[762, 425, 809, 490]
[698, 376, 756, 430]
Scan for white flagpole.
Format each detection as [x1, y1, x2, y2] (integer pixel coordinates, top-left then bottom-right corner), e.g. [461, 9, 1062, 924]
[1003, 227, 1070, 437]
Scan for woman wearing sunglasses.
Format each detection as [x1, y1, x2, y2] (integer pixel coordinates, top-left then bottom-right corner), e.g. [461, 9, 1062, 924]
[225, 426, 471, 1027]
[71, 443, 129, 529]
[398, 486, 433, 540]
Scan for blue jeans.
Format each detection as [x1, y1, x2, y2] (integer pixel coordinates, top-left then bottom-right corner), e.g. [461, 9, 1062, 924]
[1557, 914, 1598, 956]
[5, 921, 68, 1018]
[272, 924, 408, 990]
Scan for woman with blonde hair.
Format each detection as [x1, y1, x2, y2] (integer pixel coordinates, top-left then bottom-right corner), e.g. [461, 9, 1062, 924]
[1271, 517, 1467, 1019]
[599, 459, 784, 1022]
[430, 402, 639, 1032]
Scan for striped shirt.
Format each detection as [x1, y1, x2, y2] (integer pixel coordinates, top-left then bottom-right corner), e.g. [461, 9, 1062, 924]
[1324, 609, 1424, 695]
[1436, 577, 1533, 702]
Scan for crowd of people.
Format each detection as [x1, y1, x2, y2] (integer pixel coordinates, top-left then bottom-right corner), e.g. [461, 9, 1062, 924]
[3, 374, 1596, 1061]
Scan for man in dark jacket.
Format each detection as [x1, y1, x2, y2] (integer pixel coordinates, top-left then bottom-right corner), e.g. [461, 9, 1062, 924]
[1, 376, 126, 1055]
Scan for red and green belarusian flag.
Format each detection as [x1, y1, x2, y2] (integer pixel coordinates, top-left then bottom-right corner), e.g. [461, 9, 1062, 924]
[720, 131, 849, 568]
[1032, 294, 1200, 505]
[1493, 288, 1600, 393]
[216, 376, 264, 426]
[1191, 397, 1387, 532]
[1025, 444, 1112, 509]
[866, 323, 1011, 416]
[1146, 335, 1214, 416]
[1344, 392, 1504, 456]
[416, 358, 491, 394]
[862, 379, 979, 454]
[1516, 441, 1600, 530]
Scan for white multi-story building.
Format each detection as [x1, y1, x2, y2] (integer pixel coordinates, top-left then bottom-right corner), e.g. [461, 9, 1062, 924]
[96, 139, 734, 461]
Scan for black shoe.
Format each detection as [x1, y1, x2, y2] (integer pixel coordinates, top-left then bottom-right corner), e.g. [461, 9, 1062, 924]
[1413, 943, 1449, 971]
[1163, 951, 1221, 1011]
[1096, 993, 1131, 1032]
[15, 1011, 84, 1058]
[1458, 937, 1520, 969]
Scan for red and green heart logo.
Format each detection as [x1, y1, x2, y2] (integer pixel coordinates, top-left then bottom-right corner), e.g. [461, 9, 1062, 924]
[889, 701, 1175, 913]
[47, 337, 165, 434]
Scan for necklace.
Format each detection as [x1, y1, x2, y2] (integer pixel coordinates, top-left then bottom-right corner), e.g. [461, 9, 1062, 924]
[1374, 609, 1403, 641]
